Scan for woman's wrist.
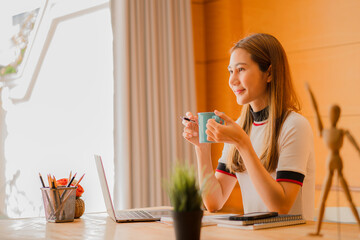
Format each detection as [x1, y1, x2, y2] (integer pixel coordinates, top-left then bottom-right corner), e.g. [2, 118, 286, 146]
[194, 143, 213, 167]
[234, 138, 251, 157]
[195, 143, 211, 153]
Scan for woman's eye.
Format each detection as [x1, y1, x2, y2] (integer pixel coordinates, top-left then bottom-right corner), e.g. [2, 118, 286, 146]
[238, 68, 245, 72]
[228, 70, 233, 74]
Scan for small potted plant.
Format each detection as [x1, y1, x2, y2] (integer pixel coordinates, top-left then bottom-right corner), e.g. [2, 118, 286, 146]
[166, 163, 204, 240]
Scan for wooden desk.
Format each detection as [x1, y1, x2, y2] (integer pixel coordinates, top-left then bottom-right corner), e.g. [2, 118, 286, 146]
[0, 212, 359, 240]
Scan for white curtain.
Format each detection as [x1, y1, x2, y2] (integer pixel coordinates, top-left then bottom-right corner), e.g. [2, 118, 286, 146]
[111, 0, 197, 209]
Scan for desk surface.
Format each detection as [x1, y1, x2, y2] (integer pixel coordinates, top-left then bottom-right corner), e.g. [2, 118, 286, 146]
[0, 212, 359, 240]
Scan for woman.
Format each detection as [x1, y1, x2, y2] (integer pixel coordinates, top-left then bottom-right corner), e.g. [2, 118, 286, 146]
[182, 33, 315, 220]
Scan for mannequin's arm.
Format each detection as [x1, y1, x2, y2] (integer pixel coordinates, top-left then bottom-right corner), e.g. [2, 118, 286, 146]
[345, 130, 360, 156]
[305, 83, 324, 137]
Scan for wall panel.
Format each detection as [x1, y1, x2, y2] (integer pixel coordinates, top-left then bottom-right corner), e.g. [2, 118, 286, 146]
[204, 0, 243, 61]
[241, 0, 360, 53]
[194, 63, 207, 112]
[192, 1, 207, 114]
[192, 2, 206, 63]
[289, 44, 360, 117]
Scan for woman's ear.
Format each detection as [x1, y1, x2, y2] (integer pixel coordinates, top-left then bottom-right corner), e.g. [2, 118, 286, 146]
[266, 65, 272, 83]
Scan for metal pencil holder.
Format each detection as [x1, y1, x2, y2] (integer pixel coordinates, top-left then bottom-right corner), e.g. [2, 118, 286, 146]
[41, 186, 77, 223]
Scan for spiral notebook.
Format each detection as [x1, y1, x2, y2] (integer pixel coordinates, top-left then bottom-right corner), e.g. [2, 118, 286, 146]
[218, 219, 306, 230]
[160, 214, 237, 227]
[214, 214, 305, 230]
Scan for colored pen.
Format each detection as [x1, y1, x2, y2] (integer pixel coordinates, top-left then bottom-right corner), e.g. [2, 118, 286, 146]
[180, 116, 196, 123]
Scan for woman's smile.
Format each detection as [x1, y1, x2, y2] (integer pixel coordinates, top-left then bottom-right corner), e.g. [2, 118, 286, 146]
[234, 89, 246, 95]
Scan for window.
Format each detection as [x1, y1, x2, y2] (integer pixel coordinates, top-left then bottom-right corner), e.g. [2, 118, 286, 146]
[1, 0, 113, 218]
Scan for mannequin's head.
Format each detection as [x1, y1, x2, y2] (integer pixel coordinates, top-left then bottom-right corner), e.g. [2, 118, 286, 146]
[329, 104, 340, 127]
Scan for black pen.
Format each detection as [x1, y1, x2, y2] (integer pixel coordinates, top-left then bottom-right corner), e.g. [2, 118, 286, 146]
[180, 116, 196, 123]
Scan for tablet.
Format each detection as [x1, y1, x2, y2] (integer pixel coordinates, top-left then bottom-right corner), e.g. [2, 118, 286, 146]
[229, 212, 278, 221]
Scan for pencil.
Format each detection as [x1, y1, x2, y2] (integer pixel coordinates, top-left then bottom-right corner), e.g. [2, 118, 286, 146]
[67, 173, 77, 187]
[53, 176, 58, 189]
[47, 174, 51, 188]
[51, 176, 55, 189]
[39, 173, 45, 188]
[74, 173, 85, 187]
[68, 171, 72, 183]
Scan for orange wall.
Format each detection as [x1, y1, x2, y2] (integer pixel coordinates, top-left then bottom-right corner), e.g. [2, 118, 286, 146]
[192, 0, 360, 211]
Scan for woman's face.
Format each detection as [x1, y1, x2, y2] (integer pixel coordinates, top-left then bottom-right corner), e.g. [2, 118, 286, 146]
[228, 48, 270, 112]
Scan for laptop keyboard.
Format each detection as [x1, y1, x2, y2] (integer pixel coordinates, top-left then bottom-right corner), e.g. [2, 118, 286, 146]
[116, 210, 155, 220]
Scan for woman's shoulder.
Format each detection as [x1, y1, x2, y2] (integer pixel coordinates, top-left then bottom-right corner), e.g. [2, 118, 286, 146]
[281, 111, 313, 135]
[284, 111, 310, 126]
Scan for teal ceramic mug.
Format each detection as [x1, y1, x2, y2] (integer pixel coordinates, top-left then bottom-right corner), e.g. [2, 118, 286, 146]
[198, 112, 224, 143]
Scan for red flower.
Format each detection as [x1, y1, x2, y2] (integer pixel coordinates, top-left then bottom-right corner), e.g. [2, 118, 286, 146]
[56, 178, 84, 197]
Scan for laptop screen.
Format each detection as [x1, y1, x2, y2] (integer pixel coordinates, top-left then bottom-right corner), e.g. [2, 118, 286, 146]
[94, 155, 117, 221]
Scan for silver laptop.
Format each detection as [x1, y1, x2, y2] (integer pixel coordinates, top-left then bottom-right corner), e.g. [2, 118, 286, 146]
[94, 155, 171, 222]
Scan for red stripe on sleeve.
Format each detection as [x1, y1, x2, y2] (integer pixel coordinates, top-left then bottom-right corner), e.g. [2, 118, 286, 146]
[216, 169, 237, 178]
[276, 178, 303, 186]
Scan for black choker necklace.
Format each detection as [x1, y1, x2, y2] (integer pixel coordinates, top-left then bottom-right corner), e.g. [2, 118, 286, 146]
[250, 106, 269, 122]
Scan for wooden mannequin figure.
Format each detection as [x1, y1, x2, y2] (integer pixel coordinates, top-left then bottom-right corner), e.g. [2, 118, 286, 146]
[306, 83, 360, 236]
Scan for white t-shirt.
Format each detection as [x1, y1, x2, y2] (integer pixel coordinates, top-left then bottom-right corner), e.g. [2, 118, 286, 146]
[216, 111, 315, 220]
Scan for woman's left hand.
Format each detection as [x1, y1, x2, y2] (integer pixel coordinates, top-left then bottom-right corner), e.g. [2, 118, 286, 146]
[206, 110, 250, 146]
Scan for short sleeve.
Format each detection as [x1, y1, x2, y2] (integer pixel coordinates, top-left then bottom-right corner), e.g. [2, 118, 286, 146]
[276, 113, 313, 186]
[216, 143, 236, 178]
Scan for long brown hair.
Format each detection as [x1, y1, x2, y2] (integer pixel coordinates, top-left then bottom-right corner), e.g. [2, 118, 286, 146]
[226, 33, 300, 173]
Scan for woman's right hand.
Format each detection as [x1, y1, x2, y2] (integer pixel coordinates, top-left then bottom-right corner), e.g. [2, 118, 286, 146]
[182, 112, 201, 147]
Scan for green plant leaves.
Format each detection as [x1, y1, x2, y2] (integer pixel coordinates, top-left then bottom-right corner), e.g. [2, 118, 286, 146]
[165, 163, 203, 212]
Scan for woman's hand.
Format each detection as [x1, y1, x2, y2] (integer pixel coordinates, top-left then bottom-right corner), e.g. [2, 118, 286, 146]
[182, 112, 202, 147]
[206, 110, 250, 147]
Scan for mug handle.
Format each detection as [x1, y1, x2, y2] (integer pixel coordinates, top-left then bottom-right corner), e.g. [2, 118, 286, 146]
[212, 115, 224, 125]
